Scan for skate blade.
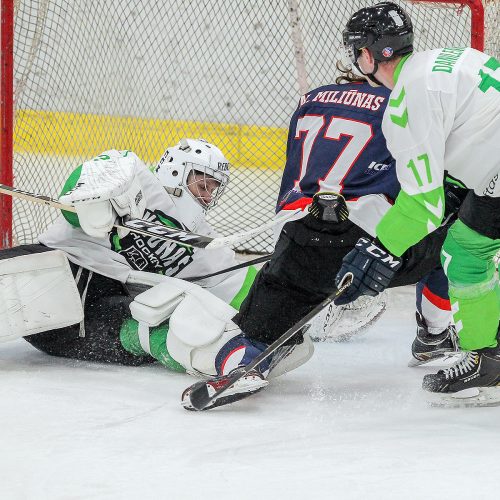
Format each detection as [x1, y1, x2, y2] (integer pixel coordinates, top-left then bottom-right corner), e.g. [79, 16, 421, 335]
[408, 351, 462, 368]
[426, 387, 500, 408]
[181, 376, 269, 411]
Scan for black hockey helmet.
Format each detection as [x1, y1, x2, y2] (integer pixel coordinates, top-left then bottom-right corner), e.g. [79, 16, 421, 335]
[343, 2, 414, 65]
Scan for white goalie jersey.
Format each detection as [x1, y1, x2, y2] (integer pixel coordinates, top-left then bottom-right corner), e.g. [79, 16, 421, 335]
[38, 150, 253, 306]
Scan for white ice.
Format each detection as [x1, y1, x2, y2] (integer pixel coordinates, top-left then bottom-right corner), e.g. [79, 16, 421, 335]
[1, 286, 499, 500]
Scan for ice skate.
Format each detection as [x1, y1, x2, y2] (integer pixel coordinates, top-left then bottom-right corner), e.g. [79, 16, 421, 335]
[423, 347, 500, 407]
[408, 313, 459, 367]
[181, 369, 269, 411]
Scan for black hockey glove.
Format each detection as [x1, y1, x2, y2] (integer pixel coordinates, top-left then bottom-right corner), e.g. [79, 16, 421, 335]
[444, 180, 468, 220]
[334, 237, 402, 305]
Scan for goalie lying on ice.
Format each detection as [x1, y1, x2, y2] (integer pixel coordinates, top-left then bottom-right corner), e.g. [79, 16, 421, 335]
[0, 139, 254, 367]
[0, 138, 358, 370]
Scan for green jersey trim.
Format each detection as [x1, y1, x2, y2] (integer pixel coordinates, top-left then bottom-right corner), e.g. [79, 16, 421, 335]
[445, 175, 467, 189]
[376, 186, 445, 256]
[229, 266, 258, 310]
[393, 54, 412, 86]
[60, 165, 83, 227]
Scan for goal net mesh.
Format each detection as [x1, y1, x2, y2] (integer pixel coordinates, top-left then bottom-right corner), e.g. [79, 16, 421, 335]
[10, 0, 500, 252]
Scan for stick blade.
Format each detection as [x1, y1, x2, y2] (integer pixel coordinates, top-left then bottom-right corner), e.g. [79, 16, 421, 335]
[183, 381, 212, 411]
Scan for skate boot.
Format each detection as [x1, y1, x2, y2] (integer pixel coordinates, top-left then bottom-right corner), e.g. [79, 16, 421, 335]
[408, 312, 459, 367]
[181, 369, 269, 411]
[422, 347, 500, 407]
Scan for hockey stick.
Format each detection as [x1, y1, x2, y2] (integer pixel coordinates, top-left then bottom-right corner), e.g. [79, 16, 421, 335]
[183, 253, 272, 282]
[0, 184, 299, 250]
[186, 272, 354, 411]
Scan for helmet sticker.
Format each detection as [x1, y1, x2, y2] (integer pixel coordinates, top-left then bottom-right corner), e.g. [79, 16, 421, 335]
[382, 47, 394, 58]
[388, 10, 404, 27]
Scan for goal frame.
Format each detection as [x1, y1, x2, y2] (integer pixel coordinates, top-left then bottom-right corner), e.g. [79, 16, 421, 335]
[0, 0, 492, 249]
[408, 0, 486, 50]
[0, 0, 14, 248]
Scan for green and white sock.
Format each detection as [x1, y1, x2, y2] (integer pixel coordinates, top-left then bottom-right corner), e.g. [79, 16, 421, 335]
[120, 318, 185, 372]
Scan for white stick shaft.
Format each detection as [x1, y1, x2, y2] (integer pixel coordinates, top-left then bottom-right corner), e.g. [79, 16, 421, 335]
[0, 184, 76, 212]
[0, 183, 303, 249]
[205, 208, 301, 249]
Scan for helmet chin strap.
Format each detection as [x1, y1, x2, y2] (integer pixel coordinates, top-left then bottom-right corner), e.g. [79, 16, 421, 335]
[354, 60, 383, 87]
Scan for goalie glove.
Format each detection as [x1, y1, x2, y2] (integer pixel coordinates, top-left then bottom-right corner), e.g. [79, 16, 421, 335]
[59, 152, 146, 238]
[334, 237, 402, 305]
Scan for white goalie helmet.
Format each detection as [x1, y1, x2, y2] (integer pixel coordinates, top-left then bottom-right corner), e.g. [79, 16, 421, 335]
[154, 138, 230, 229]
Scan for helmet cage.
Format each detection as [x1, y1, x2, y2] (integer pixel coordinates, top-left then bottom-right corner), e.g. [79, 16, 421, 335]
[183, 161, 230, 210]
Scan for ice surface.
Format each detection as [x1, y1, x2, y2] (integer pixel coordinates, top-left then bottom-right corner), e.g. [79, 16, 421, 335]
[1, 286, 499, 499]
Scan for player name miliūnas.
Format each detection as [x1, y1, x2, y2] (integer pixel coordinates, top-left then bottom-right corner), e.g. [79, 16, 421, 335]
[299, 89, 385, 111]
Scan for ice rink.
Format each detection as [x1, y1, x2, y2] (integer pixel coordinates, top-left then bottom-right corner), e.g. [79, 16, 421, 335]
[1, 285, 499, 500]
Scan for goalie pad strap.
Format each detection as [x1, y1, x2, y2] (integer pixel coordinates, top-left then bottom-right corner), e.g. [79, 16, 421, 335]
[138, 322, 152, 355]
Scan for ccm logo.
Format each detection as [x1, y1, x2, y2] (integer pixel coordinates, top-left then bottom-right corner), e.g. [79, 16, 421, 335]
[357, 239, 400, 268]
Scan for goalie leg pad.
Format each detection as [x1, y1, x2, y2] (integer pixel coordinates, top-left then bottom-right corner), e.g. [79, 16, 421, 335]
[167, 294, 240, 376]
[129, 275, 237, 329]
[268, 331, 315, 379]
[129, 280, 187, 327]
[167, 291, 241, 376]
[129, 275, 239, 375]
[167, 320, 242, 377]
[0, 250, 84, 342]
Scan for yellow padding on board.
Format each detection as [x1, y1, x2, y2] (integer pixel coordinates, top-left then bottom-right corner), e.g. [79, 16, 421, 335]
[14, 110, 287, 170]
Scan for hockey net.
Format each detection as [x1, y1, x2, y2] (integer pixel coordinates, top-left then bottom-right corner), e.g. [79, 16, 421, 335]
[1, 0, 499, 253]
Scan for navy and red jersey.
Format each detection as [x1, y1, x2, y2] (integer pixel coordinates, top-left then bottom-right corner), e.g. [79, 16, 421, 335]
[277, 81, 400, 212]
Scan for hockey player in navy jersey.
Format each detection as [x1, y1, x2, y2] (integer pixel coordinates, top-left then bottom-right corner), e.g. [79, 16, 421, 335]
[179, 65, 464, 410]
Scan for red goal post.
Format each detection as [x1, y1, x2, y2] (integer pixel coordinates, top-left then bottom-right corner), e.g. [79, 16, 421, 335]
[1, 0, 499, 252]
[407, 0, 499, 53]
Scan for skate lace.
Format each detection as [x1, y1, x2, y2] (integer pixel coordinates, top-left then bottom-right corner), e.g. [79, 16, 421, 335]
[442, 351, 479, 380]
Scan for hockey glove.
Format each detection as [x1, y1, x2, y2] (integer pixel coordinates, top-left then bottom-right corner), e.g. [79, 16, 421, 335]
[443, 180, 468, 221]
[59, 151, 146, 238]
[334, 237, 402, 305]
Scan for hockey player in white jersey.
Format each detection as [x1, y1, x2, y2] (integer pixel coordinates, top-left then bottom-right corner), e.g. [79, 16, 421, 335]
[340, 2, 500, 405]
[0, 139, 259, 368]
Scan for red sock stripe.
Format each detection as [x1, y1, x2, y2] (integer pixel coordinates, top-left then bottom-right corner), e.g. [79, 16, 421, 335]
[422, 285, 451, 311]
[220, 345, 245, 374]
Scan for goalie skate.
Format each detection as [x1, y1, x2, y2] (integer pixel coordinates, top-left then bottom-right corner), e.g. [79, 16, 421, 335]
[181, 369, 269, 411]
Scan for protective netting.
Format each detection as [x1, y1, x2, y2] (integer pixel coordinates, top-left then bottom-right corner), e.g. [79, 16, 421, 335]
[9, 0, 500, 252]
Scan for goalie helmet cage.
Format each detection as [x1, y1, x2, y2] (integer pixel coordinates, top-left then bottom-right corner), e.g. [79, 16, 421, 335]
[0, 0, 499, 252]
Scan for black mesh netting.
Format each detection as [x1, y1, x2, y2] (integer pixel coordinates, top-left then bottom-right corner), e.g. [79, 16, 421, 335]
[11, 0, 499, 252]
